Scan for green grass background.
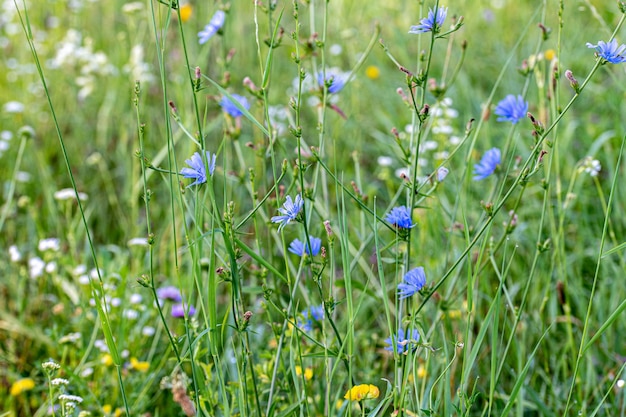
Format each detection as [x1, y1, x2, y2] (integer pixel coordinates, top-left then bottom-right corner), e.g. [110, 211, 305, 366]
[1, 0, 625, 416]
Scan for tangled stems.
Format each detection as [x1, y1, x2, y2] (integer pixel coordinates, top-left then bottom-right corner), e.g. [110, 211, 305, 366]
[413, 13, 626, 321]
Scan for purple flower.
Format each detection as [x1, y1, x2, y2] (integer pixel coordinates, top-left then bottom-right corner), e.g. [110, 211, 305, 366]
[317, 69, 347, 94]
[385, 206, 414, 229]
[384, 328, 420, 354]
[198, 10, 226, 44]
[473, 148, 501, 181]
[494, 95, 528, 124]
[409, 6, 447, 34]
[181, 151, 216, 186]
[298, 305, 324, 331]
[156, 286, 182, 302]
[288, 237, 322, 256]
[271, 194, 303, 231]
[586, 39, 626, 64]
[219, 94, 250, 117]
[172, 303, 196, 318]
[397, 267, 426, 299]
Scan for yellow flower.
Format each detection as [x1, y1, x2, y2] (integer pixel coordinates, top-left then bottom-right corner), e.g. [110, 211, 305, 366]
[343, 384, 380, 401]
[417, 364, 427, 379]
[102, 404, 112, 415]
[114, 408, 125, 417]
[544, 49, 556, 61]
[101, 354, 114, 367]
[10, 378, 35, 396]
[179, 3, 193, 22]
[129, 357, 150, 372]
[365, 65, 380, 80]
[447, 309, 461, 319]
[295, 366, 313, 381]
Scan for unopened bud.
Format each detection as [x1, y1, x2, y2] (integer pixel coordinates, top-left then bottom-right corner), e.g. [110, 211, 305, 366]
[564, 69, 580, 93]
[243, 311, 253, 322]
[324, 220, 332, 237]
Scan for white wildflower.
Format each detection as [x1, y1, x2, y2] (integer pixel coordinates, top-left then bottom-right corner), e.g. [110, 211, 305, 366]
[59, 394, 83, 403]
[9, 245, 21, 262]
[58, 332, 81, 344]
[127, 237, 149, 247]
[29, 257, 46, 278]
[3, 101, 24, 113]
[377, 156, 393, 167]
[38, 238, 60, 252]
[54, 188, 88, 201]
[581, 156, 601, 177]
[45, 261, 57, 274]
[51, 378, 69, 386]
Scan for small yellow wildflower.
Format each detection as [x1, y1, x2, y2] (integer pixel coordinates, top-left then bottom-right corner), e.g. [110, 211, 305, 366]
[544, 49, 556, 61]
[344, 384, 380, 401]
[101, 354, 114, 367]
[417, 364, 427, 379]
[447, 309, 461, 319]
[102, 404, 112, 415]
[179, 3, 193, 22]
[10, 377, 35, 396]
[129, 357, 150, 372]
[114, 408, 125, 417]
[295, 366, 313, 381]
[365, 65, 380, 80]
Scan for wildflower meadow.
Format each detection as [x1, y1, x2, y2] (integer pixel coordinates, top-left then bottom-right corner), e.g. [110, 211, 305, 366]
[2, 0, 626, 416]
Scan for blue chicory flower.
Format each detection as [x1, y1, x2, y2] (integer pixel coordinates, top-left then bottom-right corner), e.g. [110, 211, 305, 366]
[385, 206, 414, 229]
[397, 267, 427, 299]
[317, 70, 347, 94]
[384, 328, 420, 354]
[171, 302, 196, 318]
[156, 285, 182, 302]
[271, 194, 304, 231]
[198, 10, 226, 44]
[219, 94, 250, 117]
[494, 95, 528, 124]
[298, 305, 324, 331]
[409, 6, 447, 34]
[473, 148, 501, 181]
[181, 151, 216, 186]
[288, 237, 322, 257]
[586, 39, 626, 64]
[436, 166, 449, 182]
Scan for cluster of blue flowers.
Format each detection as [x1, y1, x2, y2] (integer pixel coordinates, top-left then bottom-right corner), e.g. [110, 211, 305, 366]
[192, 4, 626, 362]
